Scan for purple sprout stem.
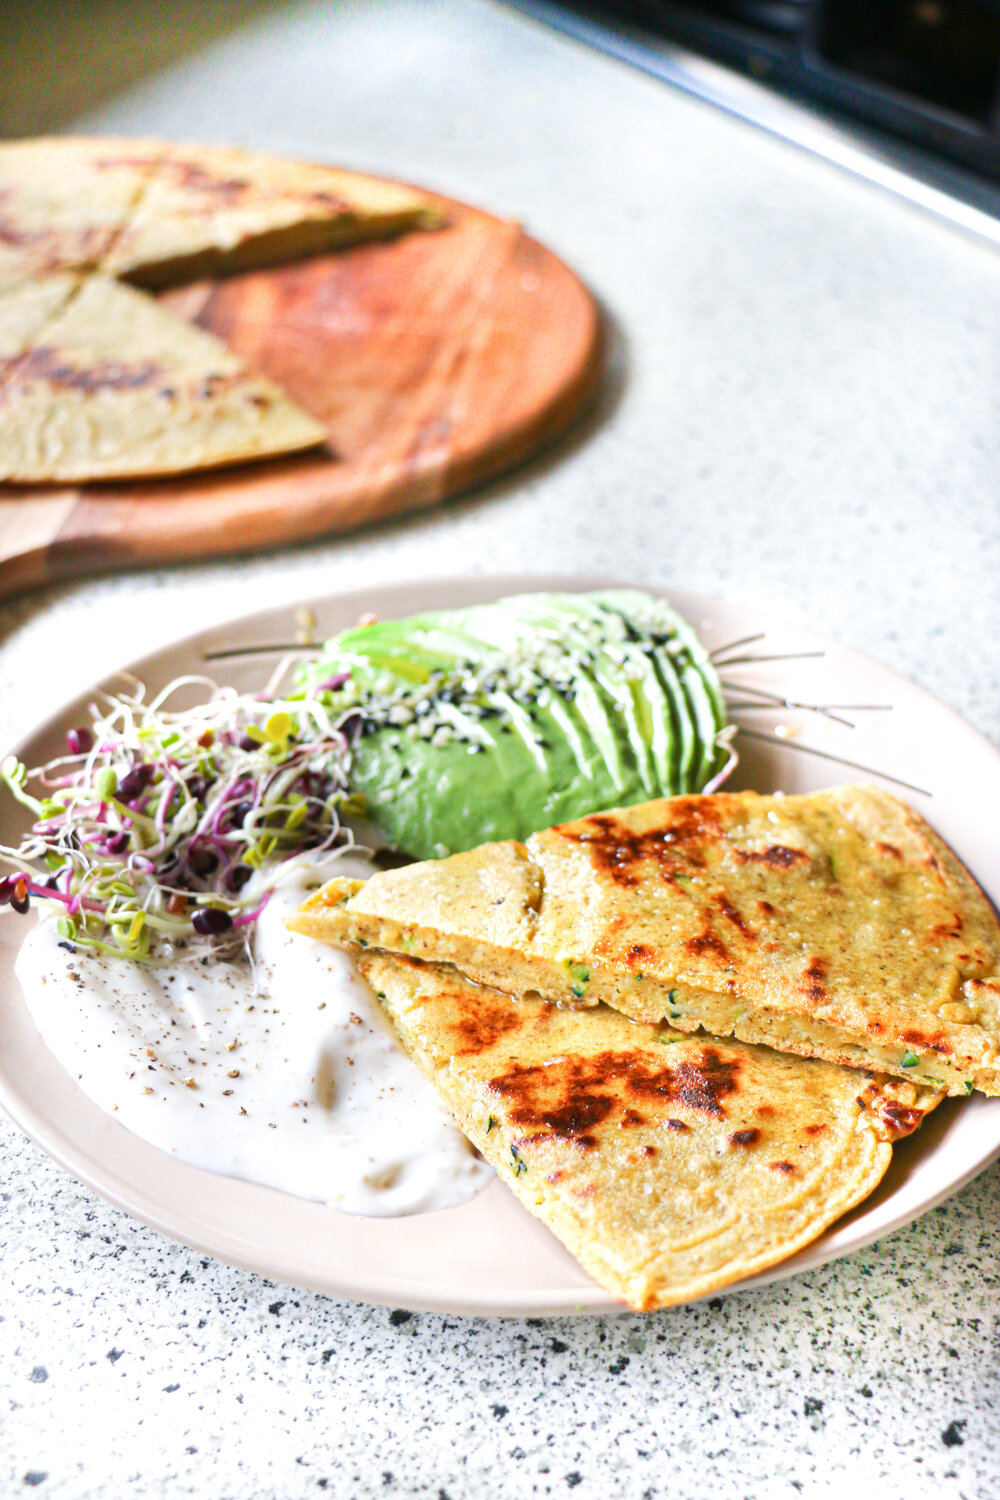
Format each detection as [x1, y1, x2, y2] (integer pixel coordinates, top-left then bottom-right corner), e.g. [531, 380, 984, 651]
[231, 890, 273, 928]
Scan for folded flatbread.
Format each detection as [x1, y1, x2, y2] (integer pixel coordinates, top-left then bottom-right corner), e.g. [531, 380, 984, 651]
[291, 785, 1000, 1096]
[0, 274, 326, 481]
[359, 951, 939, 1310]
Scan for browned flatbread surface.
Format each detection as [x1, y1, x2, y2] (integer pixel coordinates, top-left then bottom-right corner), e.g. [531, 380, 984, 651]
[0, 137, 439, 287]
[292, 785, 1000, 1096]
[359, 952, 939, 1310]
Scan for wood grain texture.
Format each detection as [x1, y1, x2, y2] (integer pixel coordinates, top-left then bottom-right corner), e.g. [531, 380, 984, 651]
[0, 193, 602, 599]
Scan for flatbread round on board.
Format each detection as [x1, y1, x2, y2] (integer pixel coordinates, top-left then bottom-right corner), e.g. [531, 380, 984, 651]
[358, 952, 939, 1311]
[0, 137, 441, 481]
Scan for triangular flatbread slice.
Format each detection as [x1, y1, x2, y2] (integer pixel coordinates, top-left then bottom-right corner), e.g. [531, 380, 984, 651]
[0, 274, 326, 481]
[102, 141, 442, 288]
[290, 785, 1000, 1097]
[0, 138, 160, 279]
[0, 137, 440, 288]
[0, 273, 82, 361]
[358, 952, 939, 1310]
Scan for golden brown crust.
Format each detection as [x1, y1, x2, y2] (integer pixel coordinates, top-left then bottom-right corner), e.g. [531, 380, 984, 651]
[358, 952, 939, 1310]
[290, 786, 1000, 1096]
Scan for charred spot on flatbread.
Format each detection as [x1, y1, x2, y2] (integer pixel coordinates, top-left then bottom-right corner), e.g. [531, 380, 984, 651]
[355, 952, 940, 1311]
[294, 786, 1000, 1097]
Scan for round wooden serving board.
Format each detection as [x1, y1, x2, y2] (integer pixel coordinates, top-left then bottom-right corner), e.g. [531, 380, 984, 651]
[0, 193, 602, 599]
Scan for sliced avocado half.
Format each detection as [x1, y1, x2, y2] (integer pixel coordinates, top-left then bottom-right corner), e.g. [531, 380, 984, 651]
[300, 590, 731, 861]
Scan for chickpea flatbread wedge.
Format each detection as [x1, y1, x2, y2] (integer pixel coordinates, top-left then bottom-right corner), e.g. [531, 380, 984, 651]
[0, 274, 326, 482]
[0, 136, 441, 288]
[357, 952, 939, 1310]
[291, 785, 1000, 1097]
[102, 141, 443, 288]
[0, 136, 441, 480]
[0, 137, 159, 280]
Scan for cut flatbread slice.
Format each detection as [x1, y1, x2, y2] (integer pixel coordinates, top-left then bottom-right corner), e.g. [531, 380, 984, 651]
[0, 137, 439, 288]
[0, 137, 160, 279]
[0, 273, 82, 362]
[0, 274, 326, 481]
[0, 137, 442, 480]
[103, 141, 443, 288]
[291, 785, 1000, 1096]
[358, 952, 939, 1310]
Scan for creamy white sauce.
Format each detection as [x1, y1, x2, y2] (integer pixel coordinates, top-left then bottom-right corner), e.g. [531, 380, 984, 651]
[15, 854, 492, 1215]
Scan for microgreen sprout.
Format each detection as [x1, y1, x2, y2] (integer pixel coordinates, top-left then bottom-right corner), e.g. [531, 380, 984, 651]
[0, 661, 356, 963]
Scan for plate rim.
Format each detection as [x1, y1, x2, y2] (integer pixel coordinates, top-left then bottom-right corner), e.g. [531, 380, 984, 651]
[2, 570, 999, 1317]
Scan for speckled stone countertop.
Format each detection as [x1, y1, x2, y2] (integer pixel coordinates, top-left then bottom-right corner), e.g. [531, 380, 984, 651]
[2, 2, 999, 1495]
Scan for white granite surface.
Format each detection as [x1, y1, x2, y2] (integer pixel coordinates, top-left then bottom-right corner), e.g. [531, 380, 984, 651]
[1, 1, 998, 1495]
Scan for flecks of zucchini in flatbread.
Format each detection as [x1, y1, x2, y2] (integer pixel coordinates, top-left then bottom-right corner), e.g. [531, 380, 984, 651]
[291, 785, 1000, 1097]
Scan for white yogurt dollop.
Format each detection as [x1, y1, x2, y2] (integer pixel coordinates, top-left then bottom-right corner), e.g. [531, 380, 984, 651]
[15, 854, 492, 1215]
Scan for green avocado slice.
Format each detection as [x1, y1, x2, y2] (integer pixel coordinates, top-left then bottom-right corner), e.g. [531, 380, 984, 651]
[301, 590, 732, 860]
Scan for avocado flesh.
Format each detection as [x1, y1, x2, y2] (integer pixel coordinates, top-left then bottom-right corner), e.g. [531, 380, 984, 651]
[305, 590, 729, 861]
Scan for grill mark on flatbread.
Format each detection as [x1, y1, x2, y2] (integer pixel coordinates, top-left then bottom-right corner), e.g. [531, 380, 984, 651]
[432, 982, 527, 1056]
[717, 893, 754, 937]
[562, 800, 724, 887]
[800, 958, 829, 1006]
[0, 346, 162, 394]
[685, 927, 730, 963]
[356, 953, 942, 1310]
[877, 1102, 926, 1136]
[734, 845, 811, 869]
[489, 1043, 742, 1150]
